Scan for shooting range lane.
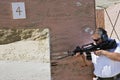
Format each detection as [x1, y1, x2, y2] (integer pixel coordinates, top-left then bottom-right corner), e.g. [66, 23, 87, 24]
[51, 52, 94, 80]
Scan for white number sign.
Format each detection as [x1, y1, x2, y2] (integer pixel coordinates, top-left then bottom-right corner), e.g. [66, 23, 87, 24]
[12, 2, 26, 19]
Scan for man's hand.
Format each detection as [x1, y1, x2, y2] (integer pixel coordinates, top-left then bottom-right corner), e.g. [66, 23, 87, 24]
[94, 50, 105, 56]
[75, 52, 81, 57]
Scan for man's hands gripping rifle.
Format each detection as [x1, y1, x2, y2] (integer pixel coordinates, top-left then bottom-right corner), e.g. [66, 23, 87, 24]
[72, 39, 117, 60]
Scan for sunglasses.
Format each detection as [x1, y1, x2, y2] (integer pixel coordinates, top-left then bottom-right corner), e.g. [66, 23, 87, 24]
[93, 38, 101, 42]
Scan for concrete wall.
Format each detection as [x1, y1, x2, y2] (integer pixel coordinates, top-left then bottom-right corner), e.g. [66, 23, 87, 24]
[0, 29, 50, 63]
[0, 0, 96, 52]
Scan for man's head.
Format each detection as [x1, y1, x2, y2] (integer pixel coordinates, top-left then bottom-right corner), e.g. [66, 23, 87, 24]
[92, 28, 108, 44]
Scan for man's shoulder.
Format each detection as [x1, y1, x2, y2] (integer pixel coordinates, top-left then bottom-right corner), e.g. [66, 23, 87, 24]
[109, 38, 120, 43]
[114, 39, 120, 45]
[115, 39, 120, 43]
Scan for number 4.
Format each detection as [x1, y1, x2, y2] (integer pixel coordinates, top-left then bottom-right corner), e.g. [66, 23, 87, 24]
[12, 2, 26, 19]
[16, 7, 22, 15]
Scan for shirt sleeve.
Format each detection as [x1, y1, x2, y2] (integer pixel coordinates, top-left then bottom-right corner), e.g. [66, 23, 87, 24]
[114, 41, 120, 53]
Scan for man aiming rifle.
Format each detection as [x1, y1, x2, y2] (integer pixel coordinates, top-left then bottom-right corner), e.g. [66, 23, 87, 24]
[74, 28, 120, 80]
[73, 37, 117, 60]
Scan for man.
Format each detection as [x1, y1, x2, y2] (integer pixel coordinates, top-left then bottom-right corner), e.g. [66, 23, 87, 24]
[76, 28, 120, 80]
[91, 28, 120, 80]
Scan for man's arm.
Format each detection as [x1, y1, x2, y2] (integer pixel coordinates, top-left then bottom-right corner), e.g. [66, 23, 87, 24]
[95, 50, 120, 61]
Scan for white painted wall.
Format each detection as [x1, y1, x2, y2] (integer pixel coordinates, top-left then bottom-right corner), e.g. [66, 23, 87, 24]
[104, 3, 120, 40]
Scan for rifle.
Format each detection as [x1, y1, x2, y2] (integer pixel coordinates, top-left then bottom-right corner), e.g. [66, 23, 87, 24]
[53, 39, 117, 60]
[72, 39, 117, 60]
